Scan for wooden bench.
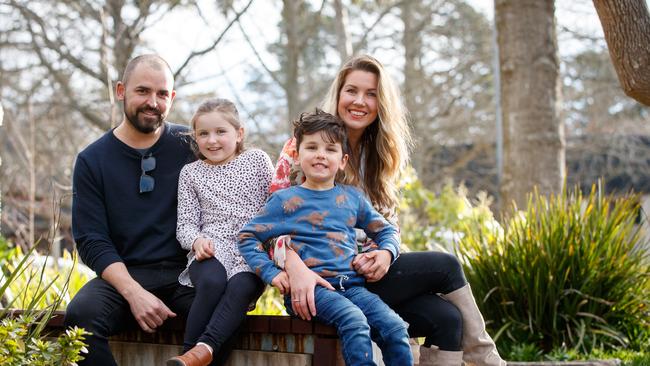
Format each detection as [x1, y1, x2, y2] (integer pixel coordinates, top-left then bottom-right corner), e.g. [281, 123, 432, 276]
[40, 310, 344, 366]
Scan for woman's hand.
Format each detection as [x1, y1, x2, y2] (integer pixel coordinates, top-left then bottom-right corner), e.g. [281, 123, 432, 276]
[352, 249, 392, 282]
[192, 237, 214, 261]
[285, 250, 334, 320]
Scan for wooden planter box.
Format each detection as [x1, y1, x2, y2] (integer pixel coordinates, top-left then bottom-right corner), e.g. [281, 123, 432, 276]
[34, 310, 345, 366]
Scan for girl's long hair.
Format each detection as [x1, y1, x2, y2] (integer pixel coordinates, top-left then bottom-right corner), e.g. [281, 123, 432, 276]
[321, 54, 412, 213]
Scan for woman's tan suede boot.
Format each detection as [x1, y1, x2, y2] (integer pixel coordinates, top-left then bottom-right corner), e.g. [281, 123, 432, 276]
[442, 284, 506, 366]
[166, 344, 213, 366]
[419, 345, 463, 366]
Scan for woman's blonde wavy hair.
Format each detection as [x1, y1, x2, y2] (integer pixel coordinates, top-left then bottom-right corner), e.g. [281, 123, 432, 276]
[321, 54, 412, 212]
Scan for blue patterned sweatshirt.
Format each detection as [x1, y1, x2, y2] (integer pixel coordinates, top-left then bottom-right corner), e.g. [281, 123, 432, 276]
[238, 184, 400, 288]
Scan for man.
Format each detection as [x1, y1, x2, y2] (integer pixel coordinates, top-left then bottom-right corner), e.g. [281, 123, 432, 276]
[65, 54, 197, 365]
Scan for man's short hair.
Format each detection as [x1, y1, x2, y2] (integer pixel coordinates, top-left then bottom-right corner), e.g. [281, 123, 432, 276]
[121, 54, 173, 85]
[293, 109, 350, 155]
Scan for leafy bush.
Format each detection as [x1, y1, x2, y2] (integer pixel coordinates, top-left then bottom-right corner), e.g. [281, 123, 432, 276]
[248, 286, 287, 316]
[0, 315, 88, 365]
[1, 240, 94, 310]
[530, 345, 649, 364]
[457, 184, 650, 354]
[1, 236, 90, 365]
[399, 171, 500, 252]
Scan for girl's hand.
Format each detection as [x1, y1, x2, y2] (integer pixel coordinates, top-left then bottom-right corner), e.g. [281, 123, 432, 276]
[352, 250, 392, 282]
[192, 237, 214, 261]
[284, 250, 334, 320]
[271, 271, 290, 294]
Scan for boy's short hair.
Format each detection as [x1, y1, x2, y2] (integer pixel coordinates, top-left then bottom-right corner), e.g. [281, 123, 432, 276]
[293, 109, 350, 155]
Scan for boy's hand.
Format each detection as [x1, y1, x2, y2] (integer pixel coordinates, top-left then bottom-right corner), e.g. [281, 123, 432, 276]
[271, 271, 290, 294]
[193, 237, 215, 261]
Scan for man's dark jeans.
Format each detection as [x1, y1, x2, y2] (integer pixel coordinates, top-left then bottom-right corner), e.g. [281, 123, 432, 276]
[64, 261, 194, 366]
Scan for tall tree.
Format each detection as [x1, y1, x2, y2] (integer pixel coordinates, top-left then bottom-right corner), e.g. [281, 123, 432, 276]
[593, 0, 650, 106]
[333, 0, 352, 63]
[4, 0, 187, 130]
[496, 0, 565, 209]
[404, 1, 495, 188]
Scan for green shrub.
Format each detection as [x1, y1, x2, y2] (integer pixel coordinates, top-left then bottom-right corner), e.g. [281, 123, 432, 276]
[399, 172, 499, 253]
[0, 315, 88, 365]
[1, 241, 94, 310]
[506, 342, 544, 361]
[248, 286, 287, 316]
[1, 236, 90, 365]
[457, 184, 650, 354]
[543, 346, 649, 364]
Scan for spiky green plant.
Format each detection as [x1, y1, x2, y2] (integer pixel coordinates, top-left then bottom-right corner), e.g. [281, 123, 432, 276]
[0, 236, 90, 365]
[457, 183, 650, 354]
[1, 246, 94, 310]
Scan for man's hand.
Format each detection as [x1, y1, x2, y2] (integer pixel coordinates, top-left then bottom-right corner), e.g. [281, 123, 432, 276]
[284, 250, 334, 321]
[271, 271, 291, 294]
[193, 237, 214, 261]
[123, 284, 176, 333]
[352, 249, 392, 282]
[101, 262, 176, 333]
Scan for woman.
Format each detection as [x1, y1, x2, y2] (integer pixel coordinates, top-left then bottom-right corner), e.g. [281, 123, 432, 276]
[270, 55, 505, 366]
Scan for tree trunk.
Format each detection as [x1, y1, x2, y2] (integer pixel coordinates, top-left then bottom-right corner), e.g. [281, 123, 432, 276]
[333, 0, 352, 63]
[401, 1, 425, 172]
[282, 0, 301, 121]
[495, 0, 565, 209]
[401, 1, 421, 122]
[593, 0, 650, 106]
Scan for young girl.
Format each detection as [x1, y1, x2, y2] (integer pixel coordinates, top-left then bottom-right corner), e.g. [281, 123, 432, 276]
[167, 98, 273, 366]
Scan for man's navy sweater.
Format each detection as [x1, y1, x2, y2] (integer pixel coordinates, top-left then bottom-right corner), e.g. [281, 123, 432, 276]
[72, 123, 195, 276]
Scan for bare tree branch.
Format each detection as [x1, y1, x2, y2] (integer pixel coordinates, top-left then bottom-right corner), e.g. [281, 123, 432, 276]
[26, 24, 110, 130]
[174, 0, 255, 81]
[10, 0, 106, 83]
[355, 0, 407, 52]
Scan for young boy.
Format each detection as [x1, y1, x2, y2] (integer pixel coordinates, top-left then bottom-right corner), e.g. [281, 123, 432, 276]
[238, 109, 412, 366]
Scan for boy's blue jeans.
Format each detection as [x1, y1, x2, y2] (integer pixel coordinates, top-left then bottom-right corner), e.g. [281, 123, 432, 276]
[287, 285, 413, 366]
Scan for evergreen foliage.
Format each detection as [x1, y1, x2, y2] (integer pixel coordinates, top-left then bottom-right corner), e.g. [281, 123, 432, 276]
[0, 237, 90, 365]
[457, 183, 650, 354]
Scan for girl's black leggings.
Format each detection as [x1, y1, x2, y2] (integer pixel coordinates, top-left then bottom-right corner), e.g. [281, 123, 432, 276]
[183, 257, 264, 355]
[365, 251, 467, 351]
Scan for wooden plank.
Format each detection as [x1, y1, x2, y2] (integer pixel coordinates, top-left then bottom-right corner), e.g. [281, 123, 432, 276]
[246, 315, 270, 333]
[313, 337, 344, 366]
[110, 343, 313, 366]
[291, 317, 314, 334]
[225, 350, 311, 366]
[110, 341, 182, 366]
[269, 316, 292, 333]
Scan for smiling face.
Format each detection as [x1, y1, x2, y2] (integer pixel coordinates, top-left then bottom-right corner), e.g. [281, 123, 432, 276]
[337, 70, 379, 139]
[296, 132, 348, 190]
[194, 111, 243, 165]
[117, 62, 175, 134]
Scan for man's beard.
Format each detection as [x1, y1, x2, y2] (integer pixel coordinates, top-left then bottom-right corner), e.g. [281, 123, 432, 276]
[124, 98, 164, 134]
